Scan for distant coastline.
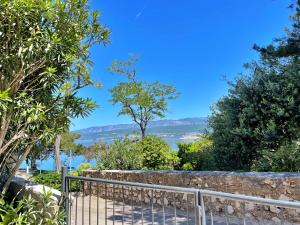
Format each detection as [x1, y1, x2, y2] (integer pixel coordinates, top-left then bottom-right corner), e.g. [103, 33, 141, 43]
[74, 117, 208, 150]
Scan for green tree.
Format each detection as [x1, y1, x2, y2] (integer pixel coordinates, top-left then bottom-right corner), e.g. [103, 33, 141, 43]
[252, 141, 300, 172]
[209, 1, 300, 171]
[54, 131, 86, 172]
[135, 135, 179, 170]
[27, 141, 53, 170]
[253, 1, 299, 61]
[210, 61, 300, 171]
[81, 142, 100, 162]
[0, 0, 110, 192]
[109, 56, 179, 138]
[61, 131, 85, 156]
[177, 136, 215, 171]
[26, 131, 84, 171]
[77, 163, 93, 174]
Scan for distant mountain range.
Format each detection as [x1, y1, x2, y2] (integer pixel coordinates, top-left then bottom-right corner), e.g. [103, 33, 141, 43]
[74, 117, 208, 149]
[74, 117, 207, 134]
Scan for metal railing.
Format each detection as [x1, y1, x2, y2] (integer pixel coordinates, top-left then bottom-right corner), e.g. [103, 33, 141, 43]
[62, 168, 300, 225]
[199, 190, 300, 225]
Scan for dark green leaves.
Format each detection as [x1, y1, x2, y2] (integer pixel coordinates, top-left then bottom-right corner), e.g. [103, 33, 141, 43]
[209, 1, 300, 171]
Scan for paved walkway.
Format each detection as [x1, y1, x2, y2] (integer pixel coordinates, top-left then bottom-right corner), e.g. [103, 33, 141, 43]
[68, 194, 298, 225]
[70, 194, 193, 225]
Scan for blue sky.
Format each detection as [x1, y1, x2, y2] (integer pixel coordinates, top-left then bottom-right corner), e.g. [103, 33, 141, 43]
[71, 0, 291, 130]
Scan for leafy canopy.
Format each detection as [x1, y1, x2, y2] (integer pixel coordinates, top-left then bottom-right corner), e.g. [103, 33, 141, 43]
[109, 55, 179, 138]
[0, 0, 110, 190]
[209, 1, 300, 171]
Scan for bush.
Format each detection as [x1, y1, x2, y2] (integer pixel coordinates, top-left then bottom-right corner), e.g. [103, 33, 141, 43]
[252, 142, 300, 172]
[32, 171, 80, 192]
[95, 135, 179, 170]
[96, 137, 143, 170]
[32, 172, 61, 190]
[177, 136, 215, 170]
[181, 162, 194, 170]
[77, 163, 92, 175]
[176, 142, 192, 170]
[136, 135, 179, 170]
[70, 170, 79, 177]
[0, 189, 65, 224]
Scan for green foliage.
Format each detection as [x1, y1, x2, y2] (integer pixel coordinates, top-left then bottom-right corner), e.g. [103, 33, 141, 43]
[109, 55, 179, 138]
[0, 0, 110, 190]
[181, 162, 194, 171]
[96, 138, 143, 170]
[70, 170, 79, 177]
[209, 1, 300, 171]
[252, 142, 300, 172]
[177, 136, 215, 170]
[0, 0, 109, 140]
[61, 132, 83, 154]
[80, 143, 101, 162]
[28, 131, 85, 170]
[95, 135, 178, 170]
[253, 1, 299, 61]
[210, 61, 300, 171]
[135, 135, 179, 170]
[32, 172, 61, 190]
[77, 163, 92, 174]
[32, 171, 80, 191]
[0, 189, 65, 224]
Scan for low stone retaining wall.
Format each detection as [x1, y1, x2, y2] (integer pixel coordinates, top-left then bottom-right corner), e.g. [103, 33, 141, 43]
[83, 170, 300, 223]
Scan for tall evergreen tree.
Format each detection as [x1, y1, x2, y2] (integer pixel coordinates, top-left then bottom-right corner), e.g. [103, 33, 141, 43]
[210, 1, 300, 171]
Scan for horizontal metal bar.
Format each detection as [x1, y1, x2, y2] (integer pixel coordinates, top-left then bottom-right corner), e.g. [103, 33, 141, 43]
[66, 175, 300, 210]
[65, 175, 199, 194]
[200, 189, 300, 209]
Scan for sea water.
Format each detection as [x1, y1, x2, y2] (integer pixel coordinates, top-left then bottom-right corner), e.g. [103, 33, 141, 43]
[20, 152, 96, 171]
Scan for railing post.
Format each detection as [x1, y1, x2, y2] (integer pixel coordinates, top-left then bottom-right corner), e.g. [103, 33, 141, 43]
[195, 191, 201, 225]
[200, 192, 206, 225]
[62, 167, 69, 225]
[61, 166, 67, 193]
[195, 191, 206, 225]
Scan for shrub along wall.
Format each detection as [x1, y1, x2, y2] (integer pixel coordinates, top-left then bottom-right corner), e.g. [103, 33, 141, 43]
[83, 170, 300, 222]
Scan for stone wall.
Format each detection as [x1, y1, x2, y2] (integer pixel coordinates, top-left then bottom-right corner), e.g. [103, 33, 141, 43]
[83, 170, 300, 222]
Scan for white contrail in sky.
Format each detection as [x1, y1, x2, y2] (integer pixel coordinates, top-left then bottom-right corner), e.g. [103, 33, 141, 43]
[136, 2, 148, 19]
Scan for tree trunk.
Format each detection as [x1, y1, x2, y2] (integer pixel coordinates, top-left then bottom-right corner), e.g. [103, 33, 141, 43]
[0, 113, 11, 149]
[54, 134, 62, 173]
[141, 126, 146, 139]
[2, 143, 34, 194]
[30, 156, 37, 170]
